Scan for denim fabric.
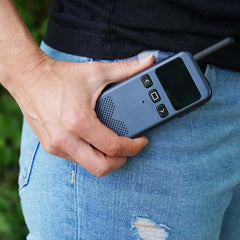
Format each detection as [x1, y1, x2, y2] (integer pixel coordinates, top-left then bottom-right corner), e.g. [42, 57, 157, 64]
[18, 41, 240, 240]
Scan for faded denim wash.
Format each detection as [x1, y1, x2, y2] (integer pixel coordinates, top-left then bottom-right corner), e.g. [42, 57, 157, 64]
[18, 41, 240, 240]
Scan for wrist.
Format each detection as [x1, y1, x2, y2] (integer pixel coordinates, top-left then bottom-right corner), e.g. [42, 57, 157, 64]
[0, 0, 51, 96]
[1, 44, 49, 92]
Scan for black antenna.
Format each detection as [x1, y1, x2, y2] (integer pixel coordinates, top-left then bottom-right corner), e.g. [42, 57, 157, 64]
[194, 37, 235, 63]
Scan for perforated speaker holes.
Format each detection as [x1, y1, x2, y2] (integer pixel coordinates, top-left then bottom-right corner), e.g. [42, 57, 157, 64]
[95, 96, 129, 136]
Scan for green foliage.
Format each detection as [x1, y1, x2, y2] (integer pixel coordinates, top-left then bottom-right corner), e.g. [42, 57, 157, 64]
[14, 0, 51, 44]
[0, 165, 28, 239]
[0, 91, 22, 172]
[0, 1, 51, 239]
[0, 87, 27, 240]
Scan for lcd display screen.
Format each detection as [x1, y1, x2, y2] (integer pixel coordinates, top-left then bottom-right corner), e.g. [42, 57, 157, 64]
[155, 58, 201, 110]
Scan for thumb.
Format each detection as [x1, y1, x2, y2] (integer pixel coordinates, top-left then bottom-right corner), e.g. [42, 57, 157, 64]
[100, 54, 154, 85]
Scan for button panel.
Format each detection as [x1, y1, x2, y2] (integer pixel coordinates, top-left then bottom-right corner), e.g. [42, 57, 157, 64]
[140, 74, 169, 119]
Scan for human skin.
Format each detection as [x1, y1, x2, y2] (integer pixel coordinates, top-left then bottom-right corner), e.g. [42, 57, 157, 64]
[0, 0, 154, 177]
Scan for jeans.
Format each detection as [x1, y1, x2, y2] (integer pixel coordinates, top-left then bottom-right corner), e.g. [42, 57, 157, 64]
[18, 41, 240, 240]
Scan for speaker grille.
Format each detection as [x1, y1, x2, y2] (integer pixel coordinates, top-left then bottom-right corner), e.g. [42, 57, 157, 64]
[95, 96, 129, 136]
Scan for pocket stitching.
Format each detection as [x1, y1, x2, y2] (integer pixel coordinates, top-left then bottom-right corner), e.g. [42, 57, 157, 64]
[19, 141, 40, 191]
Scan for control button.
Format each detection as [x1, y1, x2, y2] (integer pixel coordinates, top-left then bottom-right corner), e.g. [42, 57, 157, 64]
[149, 89, 161, 103]
[141, 74, 153, 88]
[157, 104, 169, 118]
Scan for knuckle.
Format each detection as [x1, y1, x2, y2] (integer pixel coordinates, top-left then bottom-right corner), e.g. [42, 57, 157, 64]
[89, 62, 103, 77]
[64, 113, 90, 135]
[106, 141, 121, 156]
[78, 117, 91, 136]
[91, 62, 109, 84]
[46, 130, 66, 154]
[93, 164, 111, 177]
[64, 116, 80, 132]
[42, 142, 58, 155]
[118, 60, 133, 70]
[93, 156, 127, 177]
[50, 134, 65, 152]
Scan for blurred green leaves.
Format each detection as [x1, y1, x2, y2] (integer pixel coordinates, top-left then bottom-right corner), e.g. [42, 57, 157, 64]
[0, 165, 28, 239]
[0, 91, 22, 173]
[14, 0, 51, 44]
[0, 1, 51, 239]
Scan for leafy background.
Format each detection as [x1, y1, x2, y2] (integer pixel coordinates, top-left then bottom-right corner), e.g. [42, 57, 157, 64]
[0, 0, 51, 239]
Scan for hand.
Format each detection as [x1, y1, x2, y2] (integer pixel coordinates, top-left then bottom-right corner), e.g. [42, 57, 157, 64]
[11, 53, 154, 177]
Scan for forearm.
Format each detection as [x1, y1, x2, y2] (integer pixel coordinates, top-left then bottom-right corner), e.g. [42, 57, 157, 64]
[0, 0, 46, 93]
[0, 0, 152, 177]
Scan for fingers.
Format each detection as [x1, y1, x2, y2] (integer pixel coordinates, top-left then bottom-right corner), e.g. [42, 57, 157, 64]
[39, 122, 131, 177]
[71, 144, 128, 177]
[50, 133, 128, 177]
[43, 115, 148, 177]
[82, 55, 152, 157]
[79, 114, 149, 157]
[98, 54, 154, 85]
[34, 55, 153, 177]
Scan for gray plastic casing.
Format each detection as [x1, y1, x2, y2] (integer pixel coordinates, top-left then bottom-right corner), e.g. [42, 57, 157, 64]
[95, 52, 212, 137]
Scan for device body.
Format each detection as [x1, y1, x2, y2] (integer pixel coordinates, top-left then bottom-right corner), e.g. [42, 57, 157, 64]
[95, 52, 212, 137]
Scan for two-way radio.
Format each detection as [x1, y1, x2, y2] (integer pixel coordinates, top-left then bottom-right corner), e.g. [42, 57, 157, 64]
[95, 37, 234, 137]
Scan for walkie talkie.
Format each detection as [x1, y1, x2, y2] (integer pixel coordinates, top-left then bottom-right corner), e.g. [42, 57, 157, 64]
[95, 38, 234, 137]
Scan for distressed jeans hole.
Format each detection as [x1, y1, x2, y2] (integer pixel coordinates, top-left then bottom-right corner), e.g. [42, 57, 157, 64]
[132, 217, 171, 240]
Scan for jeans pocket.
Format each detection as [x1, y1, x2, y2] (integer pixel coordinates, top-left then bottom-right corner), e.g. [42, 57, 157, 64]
[204, 64, 216, 86]
[18, 119, 39, 192]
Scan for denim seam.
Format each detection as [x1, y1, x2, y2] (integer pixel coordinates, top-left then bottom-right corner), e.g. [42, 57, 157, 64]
[19, 141, 40, 191]
[74, 164, 79, 240]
